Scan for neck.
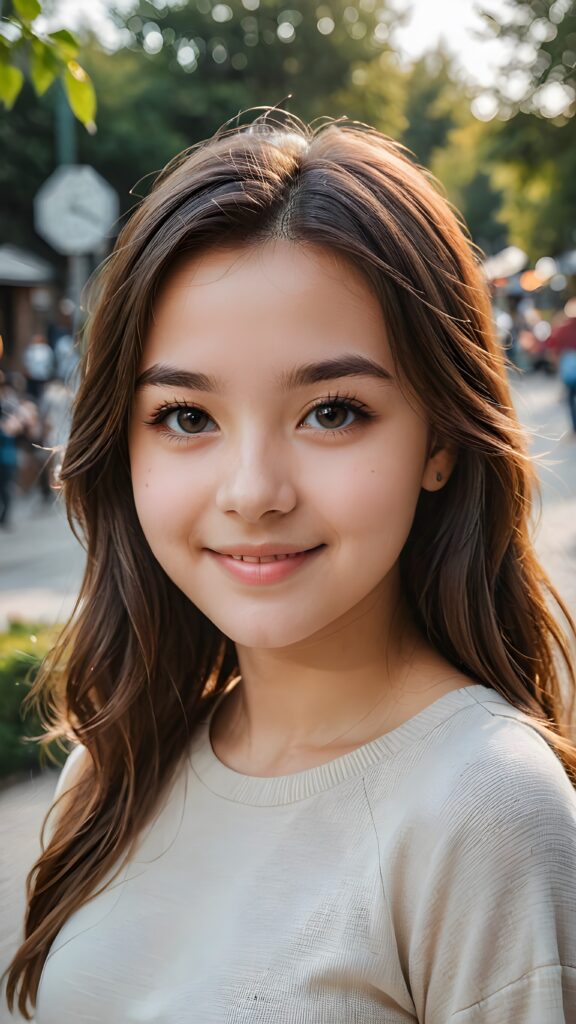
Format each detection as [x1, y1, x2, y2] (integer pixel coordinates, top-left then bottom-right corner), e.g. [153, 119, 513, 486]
[212, 586, 459, 771]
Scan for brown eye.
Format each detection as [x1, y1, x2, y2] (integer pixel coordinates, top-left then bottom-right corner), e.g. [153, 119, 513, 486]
[170, 408, 210, 434]
[310, 403, 352, 430]
[148, 405, 216, 436]
[300, 394, 374, 434]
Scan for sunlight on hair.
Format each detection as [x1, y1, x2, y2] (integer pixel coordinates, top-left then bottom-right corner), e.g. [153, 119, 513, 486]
[245, 124, 309, 154]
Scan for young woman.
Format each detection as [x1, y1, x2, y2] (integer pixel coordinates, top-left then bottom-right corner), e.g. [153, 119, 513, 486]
[4, 112, 576, 1023]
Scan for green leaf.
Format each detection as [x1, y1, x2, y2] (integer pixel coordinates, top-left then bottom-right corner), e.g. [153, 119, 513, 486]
[0, 61, 24, 108]
[31, 37, 61, 72]
[63, 60, 96, 127]
[30, 45, 57, 96]
[48, 29, 80, 62]
[12, 0, 42, 23]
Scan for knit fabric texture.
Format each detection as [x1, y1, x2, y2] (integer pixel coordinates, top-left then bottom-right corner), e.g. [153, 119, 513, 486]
[34, 683, 576, 1023]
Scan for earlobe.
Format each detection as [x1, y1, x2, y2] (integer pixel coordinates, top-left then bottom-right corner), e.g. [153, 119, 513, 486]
[421, 445, 457, 492]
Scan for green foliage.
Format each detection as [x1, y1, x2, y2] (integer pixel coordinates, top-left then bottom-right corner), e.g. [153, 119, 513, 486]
[0, 0, 96, 127]
[331, 51, 407, 140]
[30, 37, 60, 95]
[402, 50, 468, 166]
[487, 113, 576, 258]
[461, 1, 576, 258]
[0, 621, 66, 779]
[0, 56, 23, 106]
[12, 0, 41, 22]
[73, 0, 408, 215]
[63, 58, 96, 125]
[480, 0, 576, 116]
[429, 116, 508, 255]
[105, 0, 405, 133]
[0, 75, 56, 258]
[1, 0, 574, 261]
[397, 50, 506, 255]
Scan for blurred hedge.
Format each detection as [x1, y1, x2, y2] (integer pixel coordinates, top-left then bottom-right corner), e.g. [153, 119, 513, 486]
[0, 622, 67, 779]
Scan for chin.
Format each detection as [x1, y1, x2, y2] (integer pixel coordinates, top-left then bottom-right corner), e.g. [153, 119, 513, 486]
[212, 615, 325, 651]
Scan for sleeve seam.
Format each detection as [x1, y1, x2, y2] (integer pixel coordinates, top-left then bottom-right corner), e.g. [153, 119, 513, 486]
[461, 693, 564, 760]
[361, 776, 416, 1009]
[453, 962, 576, 1015]
[361, 775, 388, 909]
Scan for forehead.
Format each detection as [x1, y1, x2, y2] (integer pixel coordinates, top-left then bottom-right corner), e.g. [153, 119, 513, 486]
[142, 241, 392, 377]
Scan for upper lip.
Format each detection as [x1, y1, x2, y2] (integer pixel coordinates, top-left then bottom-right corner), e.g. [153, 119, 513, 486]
[208, 543, 322, 557]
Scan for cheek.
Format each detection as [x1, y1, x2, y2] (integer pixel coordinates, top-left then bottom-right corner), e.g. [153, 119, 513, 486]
[129, 442, 195, 549]
[319, 426, 427, 548]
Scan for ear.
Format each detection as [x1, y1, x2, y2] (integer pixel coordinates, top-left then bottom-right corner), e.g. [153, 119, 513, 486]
[421, 437, 458, 493]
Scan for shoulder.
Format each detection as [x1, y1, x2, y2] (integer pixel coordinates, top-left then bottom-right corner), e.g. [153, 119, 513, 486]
[443, 689, 576, 826]
[364, 685, 576, 855]
[45, 744, 92, 844]
[53, 743, 91, 801]
[436, 707, 576, 885]
[365, 687, 576, 947]
[366, 690, 576, 1021]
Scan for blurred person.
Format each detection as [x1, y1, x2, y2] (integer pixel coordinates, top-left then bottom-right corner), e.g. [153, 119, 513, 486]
[504, 294, 529, 366]
[54, 332, 80, 386]
[545, 297, 576, 433]
[0, 371, 43, 524]
[10, 381, 48, 500]
[0, 371, 21, 527]
[39, 377, 73, 489]
[493, 305, 513, 350]
[22, 332, 54, 400]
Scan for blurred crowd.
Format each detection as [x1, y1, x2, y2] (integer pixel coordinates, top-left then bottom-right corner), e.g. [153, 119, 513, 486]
[494, 295, 576, 431]
[0, 332, 78, 529]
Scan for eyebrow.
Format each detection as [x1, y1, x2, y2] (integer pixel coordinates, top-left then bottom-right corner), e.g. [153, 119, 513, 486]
[135, 354, 394, 394]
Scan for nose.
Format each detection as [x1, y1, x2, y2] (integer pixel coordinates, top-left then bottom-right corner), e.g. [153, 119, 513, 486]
[215, 430, 297, 522]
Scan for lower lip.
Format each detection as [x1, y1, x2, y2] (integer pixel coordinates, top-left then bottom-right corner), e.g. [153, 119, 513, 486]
[206, 546, 325, 585]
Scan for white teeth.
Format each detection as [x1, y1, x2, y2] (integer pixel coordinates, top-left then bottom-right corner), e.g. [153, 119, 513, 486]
[230, 553, 301, 562]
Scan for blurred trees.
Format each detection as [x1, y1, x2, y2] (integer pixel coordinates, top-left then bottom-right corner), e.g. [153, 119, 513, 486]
[111, 0, 403, 124]
[402, 49, 467, 166]
[77, 0, 408, 204]
[477, 0, 576, 259]
[401, 50, 506, 254]
[486, 113, 576, 258]
[0, 76, 55, 258]
[481, 0, 575, 115]
[429, 116, 507, 256]
[0, 0, 575, 266]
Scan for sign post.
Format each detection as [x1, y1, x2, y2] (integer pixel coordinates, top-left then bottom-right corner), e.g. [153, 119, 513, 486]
[34, 166, 119, 338]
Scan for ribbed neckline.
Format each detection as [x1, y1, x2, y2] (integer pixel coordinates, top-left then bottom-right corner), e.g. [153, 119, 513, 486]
[188, 683, 502, 806]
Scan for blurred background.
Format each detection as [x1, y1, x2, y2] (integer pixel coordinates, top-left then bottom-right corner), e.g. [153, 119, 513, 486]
[1, 1, 576, 1016]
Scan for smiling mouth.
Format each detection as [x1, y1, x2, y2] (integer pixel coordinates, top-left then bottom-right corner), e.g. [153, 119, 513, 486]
[206, 544, 326, 585]
[228, 547, 323, 563]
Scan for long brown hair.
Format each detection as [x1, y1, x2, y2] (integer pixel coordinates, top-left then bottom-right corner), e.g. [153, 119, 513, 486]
[5, 110, 576, 1018]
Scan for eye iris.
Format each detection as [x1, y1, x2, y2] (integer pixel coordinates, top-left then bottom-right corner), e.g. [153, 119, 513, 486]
[316, 403, 348, 429]
[177, 409, 206, 433]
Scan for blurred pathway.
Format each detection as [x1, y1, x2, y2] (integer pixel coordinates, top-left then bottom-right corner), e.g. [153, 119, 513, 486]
[0, 492, 85, 631]
[512, 370, 576, 614]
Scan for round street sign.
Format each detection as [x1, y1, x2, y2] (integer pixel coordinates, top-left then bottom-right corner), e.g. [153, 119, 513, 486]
[34, 165, 119, 256]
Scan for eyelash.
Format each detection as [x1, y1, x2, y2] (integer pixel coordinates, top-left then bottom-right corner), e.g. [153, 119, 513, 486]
[143, 391, 376, 444]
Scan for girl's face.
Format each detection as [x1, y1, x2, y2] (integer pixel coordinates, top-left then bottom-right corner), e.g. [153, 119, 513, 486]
[129, 241, 450, 649]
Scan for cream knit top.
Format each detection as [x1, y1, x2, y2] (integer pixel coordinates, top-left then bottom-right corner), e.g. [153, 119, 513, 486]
[34, 683, 576, 1023]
